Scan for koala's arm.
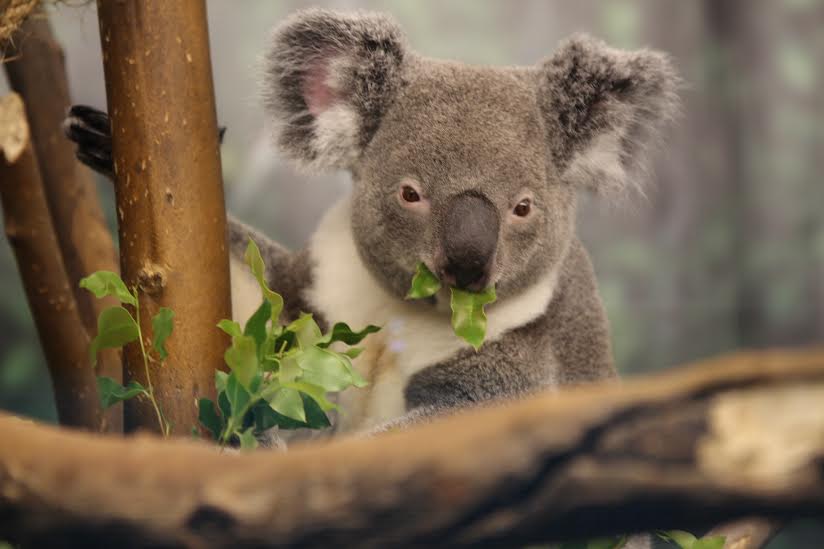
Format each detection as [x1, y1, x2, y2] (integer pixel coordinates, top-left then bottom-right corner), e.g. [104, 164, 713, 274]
[64, 105, 316, 321]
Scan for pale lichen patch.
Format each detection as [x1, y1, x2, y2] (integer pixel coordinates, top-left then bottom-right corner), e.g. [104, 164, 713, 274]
[698, 382, 824, 485]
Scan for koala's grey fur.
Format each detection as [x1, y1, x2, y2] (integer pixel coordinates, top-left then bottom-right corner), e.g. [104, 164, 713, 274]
[247, 8, 678, 435]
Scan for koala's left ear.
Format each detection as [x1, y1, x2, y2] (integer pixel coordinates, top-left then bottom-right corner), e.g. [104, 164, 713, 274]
[537, 34, 680, 194]
[263, 9, 407, 172]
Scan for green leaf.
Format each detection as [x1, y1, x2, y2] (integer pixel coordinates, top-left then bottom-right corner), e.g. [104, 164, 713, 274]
[79, 270, 137, 306]
[301, 391, 332, 429]
[238, 427, 258, 451]
[218, 390, 231, 420]
[217, 319, 243, 338]
[318, 322, 380, 348]
[657, 531, 698, 549]
[197, 398, 223, 440]
[285, 313, 323, 347]
[215, 370, 229, 393]
[272, 330, 297, 355]
[406, 262, 442, 299]
[89, 306, 139, 364]
[267, 387, 306, 422]
[151, 307, 174, 360]
[223, 334, 258, 389]
[225, 372, 251, 418]
[450, 286, 496, 350]
[344, 347, 364, 359]
[693, 536, 725, 549]
[244, 300, 271, 347]
[296, 345, 354, 391]
[332, 350, 368, 388]
[278, 355, 301, 383]
[97, 376, 146, 409]
[244, 238, 285, 324]
[283, 380, 337, 412]
[254, 392, 331, 431]
[252, 400, 281, 431]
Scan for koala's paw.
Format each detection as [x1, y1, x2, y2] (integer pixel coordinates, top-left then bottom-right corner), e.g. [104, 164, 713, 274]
[63, 104, 114, 179]
[63, 104, 227, 181]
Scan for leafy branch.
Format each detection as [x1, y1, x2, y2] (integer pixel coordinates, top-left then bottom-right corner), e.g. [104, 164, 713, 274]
[80, 237, 379, 448]
[80, 272, 173, 436]
[198, 239, 377, 450]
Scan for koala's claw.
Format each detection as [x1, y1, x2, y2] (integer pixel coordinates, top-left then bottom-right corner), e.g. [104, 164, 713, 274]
[64, 104, 227, 180]
[64, 104, 114, 179]
[66, 104, 111, 135]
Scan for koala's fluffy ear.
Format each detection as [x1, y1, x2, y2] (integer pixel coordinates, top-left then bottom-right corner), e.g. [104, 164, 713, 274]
[263, 9, 407, 171]
[537, 34, 679, 194]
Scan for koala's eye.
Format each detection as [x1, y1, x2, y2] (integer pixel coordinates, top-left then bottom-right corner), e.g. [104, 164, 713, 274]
[513, 198, 531, 217]
[401, 185, 421, 203]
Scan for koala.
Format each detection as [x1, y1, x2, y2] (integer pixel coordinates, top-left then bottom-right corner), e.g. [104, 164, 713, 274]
[66, 10, 677, 438]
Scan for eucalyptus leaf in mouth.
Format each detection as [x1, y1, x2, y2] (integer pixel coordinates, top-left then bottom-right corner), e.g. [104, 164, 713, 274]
[407, 262, 497, 350]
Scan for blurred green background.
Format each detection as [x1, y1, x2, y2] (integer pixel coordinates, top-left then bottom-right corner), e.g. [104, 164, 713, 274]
[1, 1, 822, 547]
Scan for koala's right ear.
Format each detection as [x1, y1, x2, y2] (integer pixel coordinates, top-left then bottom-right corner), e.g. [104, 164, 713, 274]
[537, 34, 679, 195]
[263, 9, 407, 172]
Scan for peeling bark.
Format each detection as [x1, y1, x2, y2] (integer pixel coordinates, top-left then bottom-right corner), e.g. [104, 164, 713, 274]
[0, 93, 101, 430]
[96, 0, 231, 434]
[0, 349, 822, 547]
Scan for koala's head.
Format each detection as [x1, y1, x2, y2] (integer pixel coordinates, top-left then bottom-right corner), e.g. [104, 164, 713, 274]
[263, 9, 678, 301]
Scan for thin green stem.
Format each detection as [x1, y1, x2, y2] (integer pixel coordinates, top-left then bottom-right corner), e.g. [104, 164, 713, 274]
[134, 291, 168, 436]
[218, 393, 261, 446]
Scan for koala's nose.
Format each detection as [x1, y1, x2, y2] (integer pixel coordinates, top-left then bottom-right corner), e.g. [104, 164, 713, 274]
[438, 192, 499, 292]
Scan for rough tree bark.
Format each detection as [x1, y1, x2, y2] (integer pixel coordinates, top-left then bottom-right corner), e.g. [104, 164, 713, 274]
[0, 348, 822, 548]
[4, 7, 123, 432]
[96, 0, 231, 435]
[0, 93, 101, 430]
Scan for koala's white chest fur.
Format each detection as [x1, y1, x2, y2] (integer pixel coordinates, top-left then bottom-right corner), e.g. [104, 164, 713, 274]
[305, 196, 560, 432]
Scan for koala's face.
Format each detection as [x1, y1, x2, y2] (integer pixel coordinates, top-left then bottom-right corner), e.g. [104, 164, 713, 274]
[264, 9, 677, 301]
[352, 63, 574, 300]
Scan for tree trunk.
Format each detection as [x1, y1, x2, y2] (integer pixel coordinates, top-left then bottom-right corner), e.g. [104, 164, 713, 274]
[0, 93, 101, 430]
[0, 348, 822, 548]
[4, 8, 123, 432]
[95, 0, 230, 435]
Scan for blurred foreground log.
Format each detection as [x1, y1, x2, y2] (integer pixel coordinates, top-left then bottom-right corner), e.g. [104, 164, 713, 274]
[0, 348, 823, 548]
[707, 517, 781, 549]
[0, 93, 101, 430]
[4, 7, 123, 432]
[96, 0, 230, 435]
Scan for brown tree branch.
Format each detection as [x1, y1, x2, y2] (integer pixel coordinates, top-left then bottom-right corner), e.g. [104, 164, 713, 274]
[0, 93, 101, 430]
[0, 348, 823, 548]
[4, 7, 123, 432]
[95, 0, 231, 434]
